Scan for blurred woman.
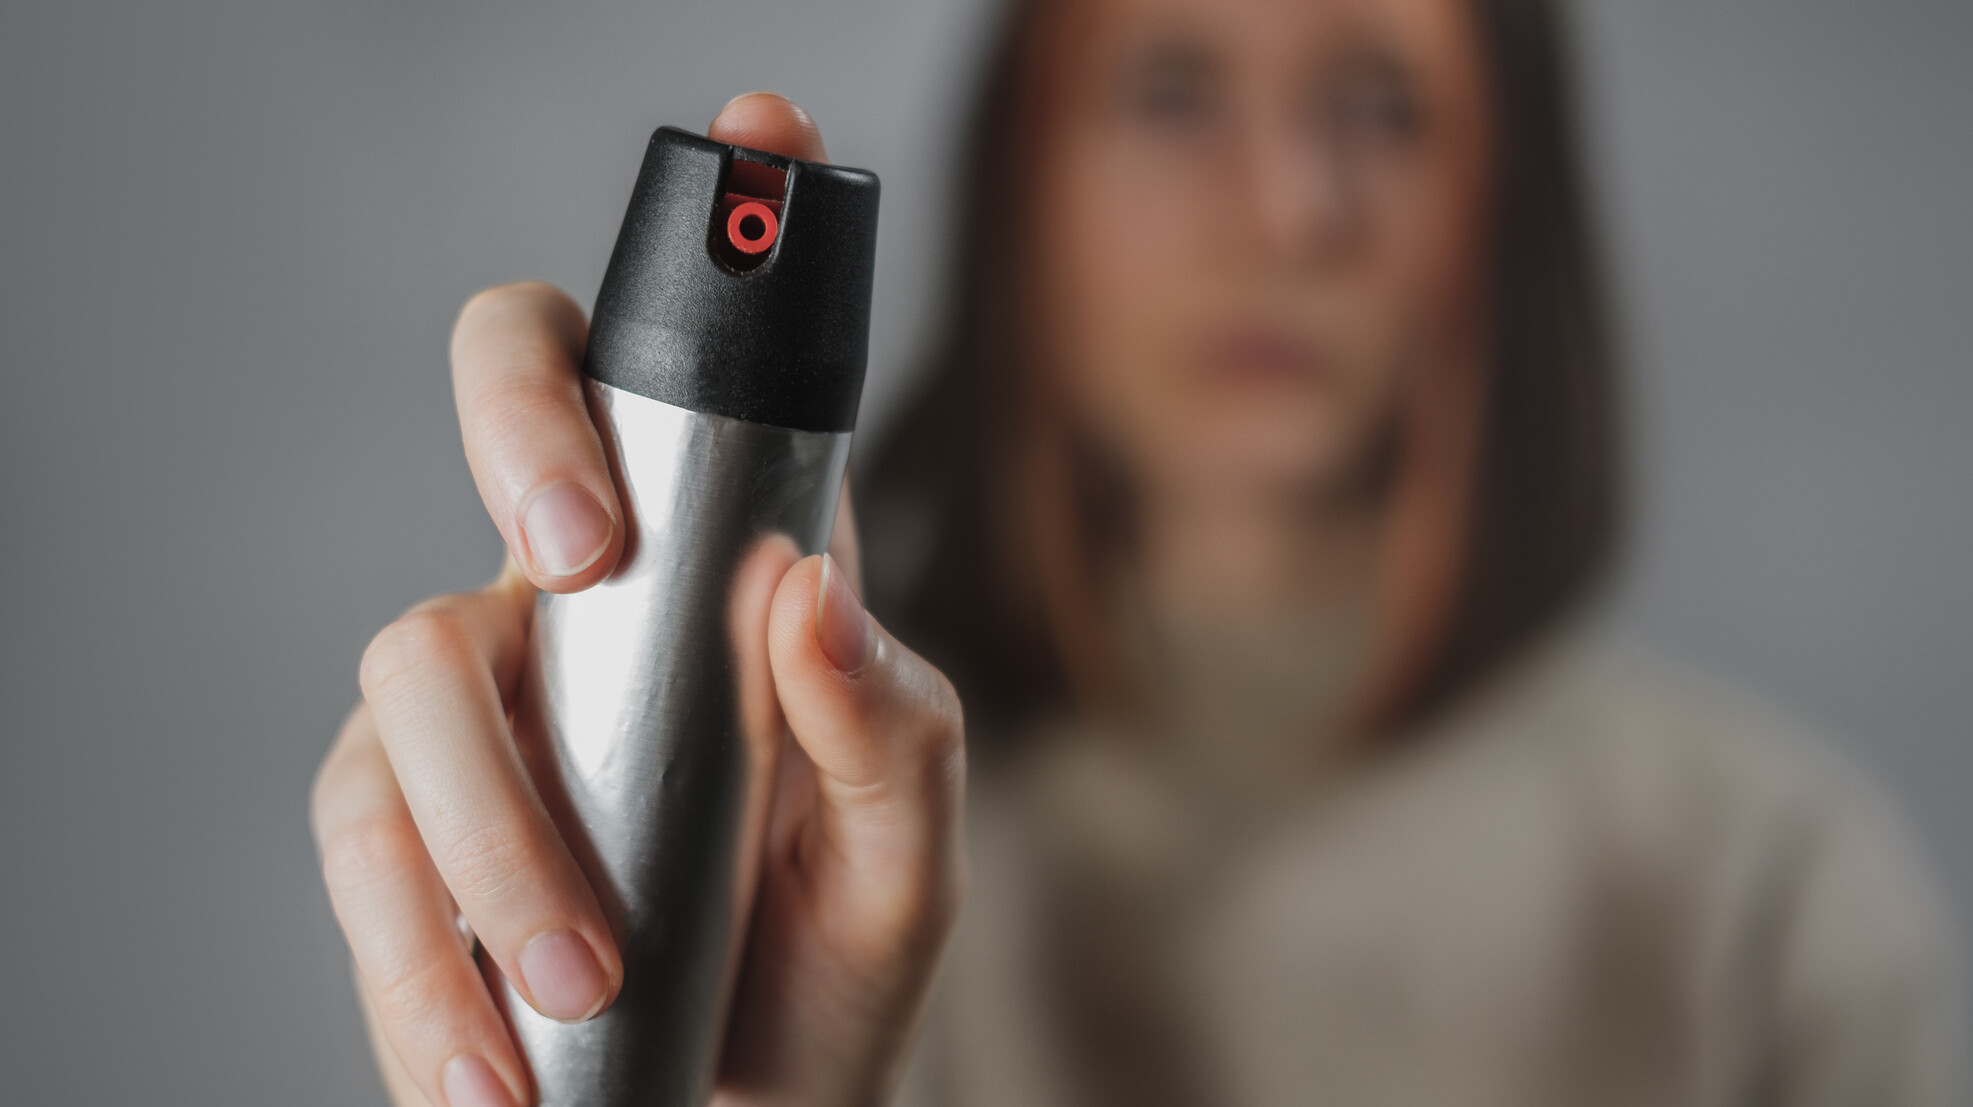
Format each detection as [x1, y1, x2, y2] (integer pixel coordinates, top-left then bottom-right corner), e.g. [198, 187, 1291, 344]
[311, 0, 1960, 1103]
[867, 2, 1961, 1103]
[861, 1, 1959, 1103]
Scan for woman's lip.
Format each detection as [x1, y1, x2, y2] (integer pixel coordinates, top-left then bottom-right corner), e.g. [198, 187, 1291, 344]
[1199, 327, 1327, 386]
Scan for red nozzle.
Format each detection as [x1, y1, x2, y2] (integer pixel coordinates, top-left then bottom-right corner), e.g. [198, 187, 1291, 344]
[725, 200, 779, 255]
[712, 157, 787, 272]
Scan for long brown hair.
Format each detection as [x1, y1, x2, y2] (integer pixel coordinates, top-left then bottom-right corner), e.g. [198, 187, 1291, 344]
[858, 0, 1620, 743]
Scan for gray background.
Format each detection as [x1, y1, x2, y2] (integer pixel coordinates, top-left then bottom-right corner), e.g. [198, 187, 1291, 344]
[1, 0, 1967, 1100]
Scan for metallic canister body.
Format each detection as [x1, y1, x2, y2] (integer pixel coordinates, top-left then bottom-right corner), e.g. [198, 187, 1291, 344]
[505, 377, 851, 1106]
[492, 121, 877, 1103]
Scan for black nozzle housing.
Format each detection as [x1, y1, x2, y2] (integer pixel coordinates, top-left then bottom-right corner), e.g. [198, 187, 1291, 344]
[583, 126, 879, 433]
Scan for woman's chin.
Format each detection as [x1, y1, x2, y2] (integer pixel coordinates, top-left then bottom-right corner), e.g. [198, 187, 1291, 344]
[1149, 431, 1359, 506]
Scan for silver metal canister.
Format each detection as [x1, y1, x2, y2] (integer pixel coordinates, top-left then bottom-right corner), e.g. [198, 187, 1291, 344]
[497, 126, 878, 1106]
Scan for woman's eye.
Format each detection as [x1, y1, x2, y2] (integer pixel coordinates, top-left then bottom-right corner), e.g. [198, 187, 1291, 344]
[1120, 46, 1223, 133]
[1130, 75, 1218, 128]
[1318, 56, 1425, 145]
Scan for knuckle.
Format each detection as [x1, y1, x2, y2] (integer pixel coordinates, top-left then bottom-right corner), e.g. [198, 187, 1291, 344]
[368, 949, 459, 1031]
[440, 819, 540, 907]
[914, 668, 967, 769]
[480, 374, 581, 441]
[359, 608, 475, 702]
[851, 850, 964, 970]
[320, 812, 423, 897]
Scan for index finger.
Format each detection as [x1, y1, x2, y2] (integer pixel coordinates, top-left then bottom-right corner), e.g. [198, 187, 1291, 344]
[452, 282, 624, 594]
[708, 91, 830, 163]
[452, 94, 832, 595]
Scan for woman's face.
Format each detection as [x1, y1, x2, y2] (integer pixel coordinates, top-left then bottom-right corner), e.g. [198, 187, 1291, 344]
[1031, 0, 1494, 505]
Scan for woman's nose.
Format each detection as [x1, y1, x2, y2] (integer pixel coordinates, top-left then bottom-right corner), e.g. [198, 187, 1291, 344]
[1229, 112, 1359, 266]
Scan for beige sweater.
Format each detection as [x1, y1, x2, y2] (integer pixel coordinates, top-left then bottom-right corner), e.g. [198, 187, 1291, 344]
[896, 638, 1963, 1106]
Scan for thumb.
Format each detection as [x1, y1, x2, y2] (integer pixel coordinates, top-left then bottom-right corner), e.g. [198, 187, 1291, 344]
[766, 554, 965, 924]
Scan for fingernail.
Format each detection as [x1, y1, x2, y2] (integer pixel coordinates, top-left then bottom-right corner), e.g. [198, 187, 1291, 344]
[519, 482, 612, 578]
[519, 929, 611, 1023]
[816, 553, 875, 674]
[442, 1055, 514, 1107]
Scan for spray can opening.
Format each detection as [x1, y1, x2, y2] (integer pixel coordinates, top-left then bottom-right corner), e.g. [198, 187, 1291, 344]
[726, 202, 777, 254]
[712, 156, 787, 272]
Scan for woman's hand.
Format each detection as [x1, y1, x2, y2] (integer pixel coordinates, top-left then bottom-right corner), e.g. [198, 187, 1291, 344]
[310, 93, 966, 1107]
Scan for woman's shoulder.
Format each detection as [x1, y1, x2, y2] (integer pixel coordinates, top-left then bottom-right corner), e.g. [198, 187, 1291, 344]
[1432, 633, 1922, 876]
[1451, 633, 1959, 1007]
[1459, 633, 1921, 839]
[1418, 633, 1966, 1097]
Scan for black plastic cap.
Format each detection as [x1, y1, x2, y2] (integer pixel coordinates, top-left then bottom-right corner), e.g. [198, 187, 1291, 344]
[583, 127, 880, 432]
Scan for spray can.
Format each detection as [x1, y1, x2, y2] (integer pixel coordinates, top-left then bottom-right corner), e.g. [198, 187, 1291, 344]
[501, 125, 878, 1106]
